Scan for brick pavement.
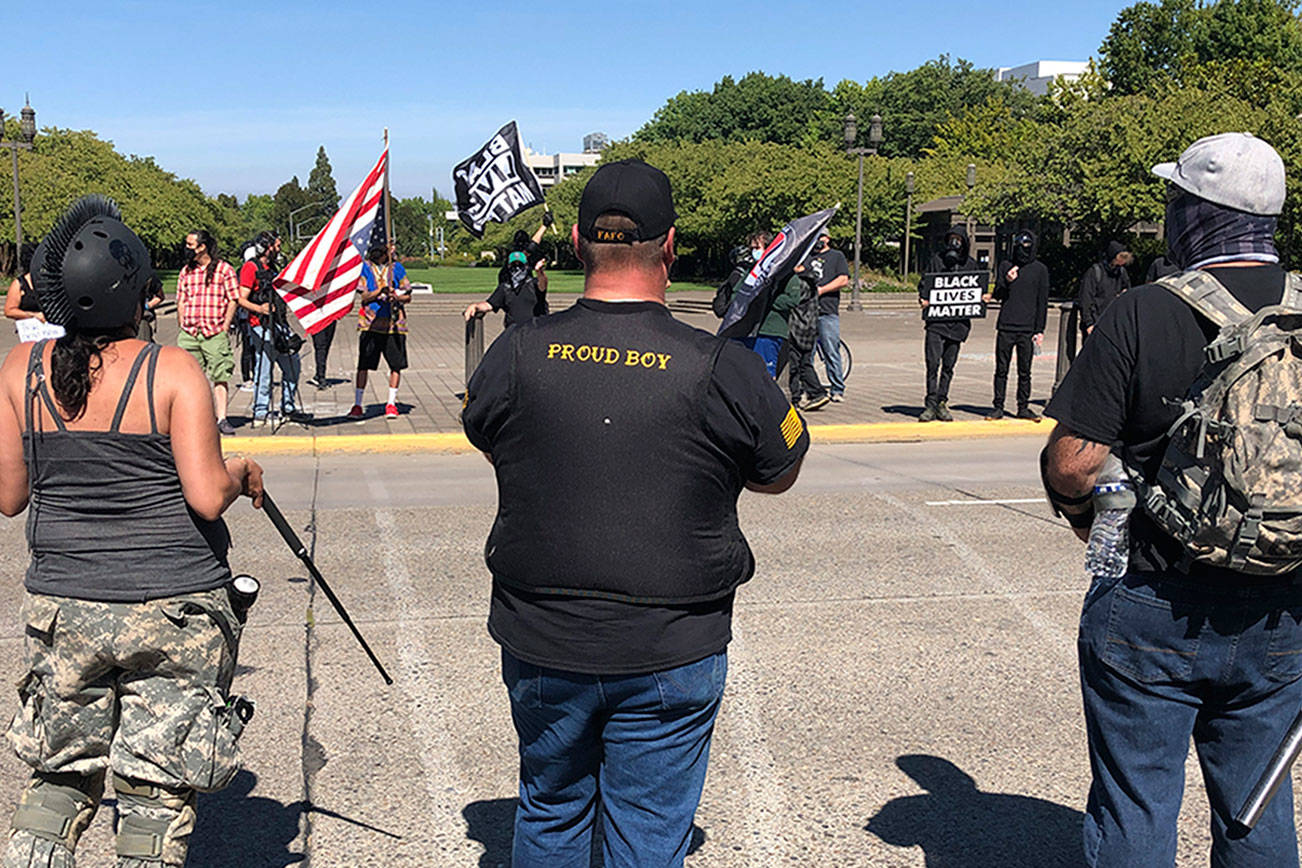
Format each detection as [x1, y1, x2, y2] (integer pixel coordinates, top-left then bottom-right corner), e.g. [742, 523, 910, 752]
[1, 293, 1072, 437]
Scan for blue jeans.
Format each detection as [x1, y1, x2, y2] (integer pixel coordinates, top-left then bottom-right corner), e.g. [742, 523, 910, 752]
[816, 314, 844, 396]
[1078, 571, 1302, 867]
[501, 648, 727, 868]
[738, 335, 783, 378]
[249, 324, 300, 419]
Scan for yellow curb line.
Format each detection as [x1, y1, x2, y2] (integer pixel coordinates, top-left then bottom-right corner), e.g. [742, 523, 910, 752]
[228, 419, 1049, 457]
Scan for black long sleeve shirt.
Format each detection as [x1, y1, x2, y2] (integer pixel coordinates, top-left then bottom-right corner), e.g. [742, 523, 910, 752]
[993, 259, 1050, 333]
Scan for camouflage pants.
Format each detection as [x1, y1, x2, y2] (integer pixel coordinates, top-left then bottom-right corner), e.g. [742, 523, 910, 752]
[5, 588, 247, 792]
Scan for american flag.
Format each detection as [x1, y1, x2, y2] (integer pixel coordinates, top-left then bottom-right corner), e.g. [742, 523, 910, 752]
[275, 147, 388, 335]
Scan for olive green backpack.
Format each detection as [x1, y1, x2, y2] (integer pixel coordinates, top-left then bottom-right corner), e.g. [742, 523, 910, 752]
[1134, 269, 1302, 574]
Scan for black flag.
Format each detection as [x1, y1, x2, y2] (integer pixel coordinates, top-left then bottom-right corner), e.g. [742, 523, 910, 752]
[453, 121, 546, 238]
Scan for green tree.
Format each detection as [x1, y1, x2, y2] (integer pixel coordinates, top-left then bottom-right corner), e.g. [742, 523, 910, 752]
[270, 176, 315, 248]
[828, 56, 1044, 158]
[306, 145, 340, 211]
[634, 72, 831, 146]
[1100, 0, 1302, 95]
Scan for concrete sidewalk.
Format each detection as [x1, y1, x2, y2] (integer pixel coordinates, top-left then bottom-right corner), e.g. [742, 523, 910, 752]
[2, 292, 1070, 444]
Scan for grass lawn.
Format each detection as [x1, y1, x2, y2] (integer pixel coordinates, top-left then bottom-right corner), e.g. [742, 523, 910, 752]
[155, 268, 717, 296]
[404, 267, 716, 294]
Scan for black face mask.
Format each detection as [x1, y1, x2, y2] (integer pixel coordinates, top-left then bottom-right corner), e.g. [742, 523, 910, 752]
[941, 248, 963, 267]
[183, 247, 198, 268]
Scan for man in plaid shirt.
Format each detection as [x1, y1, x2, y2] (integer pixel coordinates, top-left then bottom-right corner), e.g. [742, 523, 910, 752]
[176, 229, 239, 435]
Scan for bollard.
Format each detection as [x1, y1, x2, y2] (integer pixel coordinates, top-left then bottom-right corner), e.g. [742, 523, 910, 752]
[465, 316, 485, 387]
[1052, 302, 1079, 396]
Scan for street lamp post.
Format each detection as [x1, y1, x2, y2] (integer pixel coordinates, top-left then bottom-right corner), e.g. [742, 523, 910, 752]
[0, 97, 37, 250]
[843, 112, 883, 312]
[964, 163, 976, 240]
[902, 171, 915, 280]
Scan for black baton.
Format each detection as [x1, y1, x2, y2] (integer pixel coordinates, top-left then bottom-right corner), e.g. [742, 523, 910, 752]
[1235, 706, 1302, 832]
[261, 491, 394, 685]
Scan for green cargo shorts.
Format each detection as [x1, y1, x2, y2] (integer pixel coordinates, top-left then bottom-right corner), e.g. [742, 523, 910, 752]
[5, 588, 249, 793]
[178, 329, 235, 384]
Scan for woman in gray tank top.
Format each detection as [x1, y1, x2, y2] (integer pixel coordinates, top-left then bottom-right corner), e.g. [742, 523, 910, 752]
[0, 197, 266, 868]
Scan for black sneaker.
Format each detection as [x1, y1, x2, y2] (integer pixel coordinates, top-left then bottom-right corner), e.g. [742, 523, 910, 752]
[1016, 406, 1042, 422]
[918, 401, 939, 423]
[985, 407, 1005, 420]
[217, 419, 237, 436]
[936, 401, 954, 422]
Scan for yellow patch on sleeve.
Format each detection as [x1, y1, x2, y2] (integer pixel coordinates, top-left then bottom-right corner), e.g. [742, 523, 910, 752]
[780, 405, 803, 449]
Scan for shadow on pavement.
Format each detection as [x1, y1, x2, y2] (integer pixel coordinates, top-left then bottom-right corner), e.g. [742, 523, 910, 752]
[864, 755, 1085, 868]
[881, 404, 927, 418]
[463, 797, 705, 867]
[190, 770, 403, 866]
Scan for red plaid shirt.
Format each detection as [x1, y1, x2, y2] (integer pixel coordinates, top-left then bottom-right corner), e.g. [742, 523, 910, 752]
[177, 261, 239, 337]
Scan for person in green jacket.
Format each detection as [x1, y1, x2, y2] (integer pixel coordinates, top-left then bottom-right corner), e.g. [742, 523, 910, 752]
[714, 231, 801, 378]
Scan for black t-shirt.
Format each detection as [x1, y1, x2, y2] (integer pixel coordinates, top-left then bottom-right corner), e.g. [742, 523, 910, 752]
[487, 275, 546, 328]
[807, 248, 850, 316]
[463, 298, 808, 673]
[1046, 264, 1286, 575]
[993, 259, 1050, 333]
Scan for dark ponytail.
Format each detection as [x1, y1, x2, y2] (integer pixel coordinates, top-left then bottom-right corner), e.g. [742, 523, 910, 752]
[49, 333, 112, 421]
[192, 229, 220, 286]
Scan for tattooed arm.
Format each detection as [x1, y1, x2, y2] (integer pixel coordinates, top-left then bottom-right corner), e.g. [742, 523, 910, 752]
[1044, 423, 1111, 541]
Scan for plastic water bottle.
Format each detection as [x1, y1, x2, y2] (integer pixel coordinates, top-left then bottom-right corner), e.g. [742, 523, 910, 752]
[1084, 455, 1136, 579]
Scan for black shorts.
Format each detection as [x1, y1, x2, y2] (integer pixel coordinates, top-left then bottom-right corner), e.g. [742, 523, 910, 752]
[357, 332, 408, 372]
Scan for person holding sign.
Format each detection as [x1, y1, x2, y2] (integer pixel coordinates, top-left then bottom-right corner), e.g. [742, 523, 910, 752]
[917, 227, 981, 422]
[985, 230, 1049, 420]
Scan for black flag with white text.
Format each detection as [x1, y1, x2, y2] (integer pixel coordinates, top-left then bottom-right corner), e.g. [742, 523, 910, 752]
[453, 121, 546, 238]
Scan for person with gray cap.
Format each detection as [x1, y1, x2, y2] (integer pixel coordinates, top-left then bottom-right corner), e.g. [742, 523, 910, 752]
[1042, 132, 1302, 865]
[462, 158, 808, 867]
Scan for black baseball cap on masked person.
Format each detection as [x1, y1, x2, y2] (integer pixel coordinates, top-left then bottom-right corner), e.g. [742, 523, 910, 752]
[577, 159, 676, 243]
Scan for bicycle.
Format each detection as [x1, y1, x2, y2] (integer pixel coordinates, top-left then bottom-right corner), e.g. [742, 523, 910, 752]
[815, 339, 853, 381]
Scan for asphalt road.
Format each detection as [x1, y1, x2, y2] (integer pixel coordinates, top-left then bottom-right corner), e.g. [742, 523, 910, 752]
[0, 437, 1294, 866]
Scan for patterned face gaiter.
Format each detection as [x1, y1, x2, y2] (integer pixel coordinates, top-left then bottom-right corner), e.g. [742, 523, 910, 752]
[1165, 189, 1279, 270]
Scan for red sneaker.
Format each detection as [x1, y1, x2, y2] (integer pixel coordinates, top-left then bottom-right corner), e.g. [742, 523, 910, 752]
[348, 404, 364, 419]
[385, 403, 399, 419]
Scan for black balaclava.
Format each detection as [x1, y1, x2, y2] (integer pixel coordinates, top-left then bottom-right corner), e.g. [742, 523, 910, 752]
[941, 228, 970, 269]
[1011, 231, 1037, 266]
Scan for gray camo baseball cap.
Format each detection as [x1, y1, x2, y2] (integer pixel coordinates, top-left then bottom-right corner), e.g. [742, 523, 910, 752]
[1152, 132, 1285, 216]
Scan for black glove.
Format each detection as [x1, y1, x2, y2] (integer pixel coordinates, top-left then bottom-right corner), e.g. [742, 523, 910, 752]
[542, 210, 555, 228]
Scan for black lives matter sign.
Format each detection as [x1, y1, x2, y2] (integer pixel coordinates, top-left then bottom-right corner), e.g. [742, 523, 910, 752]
[922, 270, 988, 322]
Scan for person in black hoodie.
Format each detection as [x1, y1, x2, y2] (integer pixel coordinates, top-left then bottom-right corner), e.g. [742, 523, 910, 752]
[985, 230, 1049, 420]
[1078, 240, 1132, 339]
[917, 227, 978, 422]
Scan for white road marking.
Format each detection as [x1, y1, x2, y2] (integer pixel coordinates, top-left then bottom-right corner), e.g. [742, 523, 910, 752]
[366, 477, 481, 858]
[716, 624, 789, 861]
[877, 490, 1077, 652]
[925, 497, 1044, 506]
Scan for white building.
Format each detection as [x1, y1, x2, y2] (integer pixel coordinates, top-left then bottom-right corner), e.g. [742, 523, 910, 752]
[995, 60, 1090, 96]
[523, 145, 601, 188]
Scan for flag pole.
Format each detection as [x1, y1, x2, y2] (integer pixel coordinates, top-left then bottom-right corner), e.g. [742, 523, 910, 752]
[383, 128, 394, 286]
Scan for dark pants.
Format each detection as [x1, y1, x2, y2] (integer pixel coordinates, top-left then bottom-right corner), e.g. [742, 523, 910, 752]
[311, 321, 336, 381]
[788, 343, 826, 403]
[924, 331, 962, 404]
[993, 330, 1034, 412]
[239, 320, 255, 383]
[1078, 571, 1302, 866]
[502, 649, 726, 867]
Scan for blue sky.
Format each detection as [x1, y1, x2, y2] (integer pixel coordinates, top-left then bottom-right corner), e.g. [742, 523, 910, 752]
[3, 0, 1120, 201]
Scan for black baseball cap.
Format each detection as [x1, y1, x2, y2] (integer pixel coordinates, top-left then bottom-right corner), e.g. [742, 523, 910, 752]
[577, 159, 676, 243]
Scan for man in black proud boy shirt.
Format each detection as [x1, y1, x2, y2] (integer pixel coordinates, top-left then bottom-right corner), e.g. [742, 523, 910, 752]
[462, 159, 808, 866]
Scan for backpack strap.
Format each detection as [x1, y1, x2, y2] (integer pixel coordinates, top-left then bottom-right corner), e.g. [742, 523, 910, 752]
[1281, 272, 1302, 312]
[1155, 270, 1253, 329]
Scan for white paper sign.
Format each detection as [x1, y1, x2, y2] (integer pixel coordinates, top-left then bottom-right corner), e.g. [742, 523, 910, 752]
[15, 319, 67, 342]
